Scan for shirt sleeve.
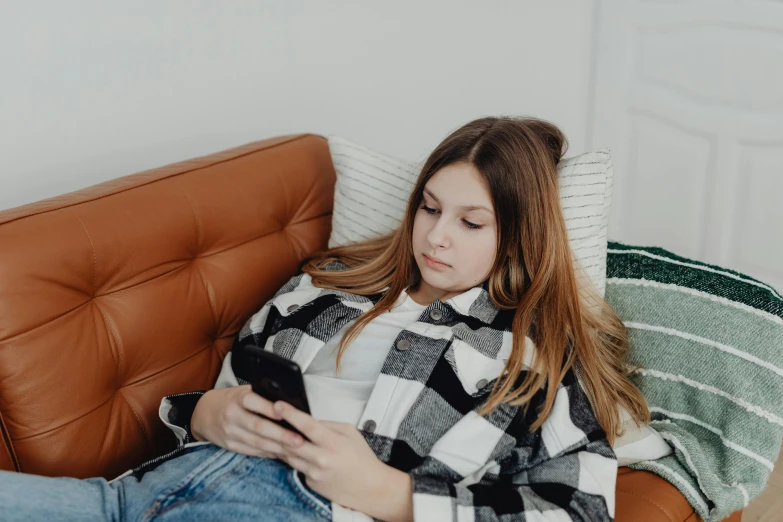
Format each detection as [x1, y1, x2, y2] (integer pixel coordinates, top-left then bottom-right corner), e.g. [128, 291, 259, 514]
[409, 378, 618, 522]
[158, 390, 208, 446]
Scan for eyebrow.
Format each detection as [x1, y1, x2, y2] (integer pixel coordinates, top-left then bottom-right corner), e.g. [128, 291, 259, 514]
[423, 188, 494, 215]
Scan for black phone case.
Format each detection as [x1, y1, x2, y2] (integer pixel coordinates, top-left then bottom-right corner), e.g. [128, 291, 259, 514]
[236, 344, 312, 439]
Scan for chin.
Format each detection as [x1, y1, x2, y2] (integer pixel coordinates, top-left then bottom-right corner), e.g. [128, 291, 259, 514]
[421, 274, 447, 292]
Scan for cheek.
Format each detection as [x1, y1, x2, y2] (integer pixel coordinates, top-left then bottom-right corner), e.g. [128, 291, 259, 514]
[471, 233, 497, 269]
[411, 216, 427, 243]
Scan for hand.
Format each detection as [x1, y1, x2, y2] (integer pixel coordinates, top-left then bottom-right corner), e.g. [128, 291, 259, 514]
[272, 401, 393, 513]
[190, 385, 305, 459]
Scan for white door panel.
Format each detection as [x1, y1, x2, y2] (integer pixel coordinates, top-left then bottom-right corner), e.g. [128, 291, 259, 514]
[591, 0, 783, 292]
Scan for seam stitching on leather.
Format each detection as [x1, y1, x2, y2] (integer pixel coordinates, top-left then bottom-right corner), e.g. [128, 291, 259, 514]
[10, 336, 223, 443]
[70, 208, 98, 295]
[12, 392, 116, 442]
[179, 184, 203, 252]
[177, 183, 220, 333]
[0, 298, 92, 345]
[118, 389, 152, 450]
[94, 300, 125, 381]
[122, 337, 228, 389]
[194, 263, 219, 334]
[0, 409, 20, 471]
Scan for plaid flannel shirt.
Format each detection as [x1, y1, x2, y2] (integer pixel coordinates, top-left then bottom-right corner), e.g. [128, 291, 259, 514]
[134, 261, 616, 521]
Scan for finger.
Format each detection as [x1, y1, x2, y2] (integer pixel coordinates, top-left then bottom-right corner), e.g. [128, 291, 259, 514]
[274, 401, 325, 445]
[232, 424, 291, 457]
[279, 452, 312, 476]
[240, 387, 282, 420]
[276, 431, 321, 464]
[319, 420, 355, 435]
[239, 409, 305, 447]
[226, 438, 280, 460]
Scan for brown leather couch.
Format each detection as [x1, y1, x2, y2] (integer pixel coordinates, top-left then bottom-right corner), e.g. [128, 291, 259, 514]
[0, 134, 742, 521]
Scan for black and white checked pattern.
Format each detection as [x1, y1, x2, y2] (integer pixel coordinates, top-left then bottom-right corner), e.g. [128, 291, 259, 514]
[153, 260, 617, 521]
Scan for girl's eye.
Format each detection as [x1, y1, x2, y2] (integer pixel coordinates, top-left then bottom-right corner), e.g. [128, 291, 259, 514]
[420, 205, 483, 230]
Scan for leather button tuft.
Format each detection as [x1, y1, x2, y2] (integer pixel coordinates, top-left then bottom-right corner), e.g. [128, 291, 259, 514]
[396, 339, 411, 351]
[363, 420, 377, 433]
[429, 309, 443, 321]
[287, 304, 298, 313]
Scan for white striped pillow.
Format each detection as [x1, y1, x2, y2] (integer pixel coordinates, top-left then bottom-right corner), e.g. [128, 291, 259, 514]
[326, 135, 613, 296]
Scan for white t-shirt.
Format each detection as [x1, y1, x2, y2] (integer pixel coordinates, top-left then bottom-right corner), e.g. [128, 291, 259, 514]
[302, 288, 427, 426]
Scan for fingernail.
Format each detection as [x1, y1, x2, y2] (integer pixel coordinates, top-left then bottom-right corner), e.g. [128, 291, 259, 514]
[274, 402, 283, 413]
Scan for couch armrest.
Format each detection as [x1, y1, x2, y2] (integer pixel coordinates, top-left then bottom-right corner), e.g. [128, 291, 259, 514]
[616, 467, 742, 522]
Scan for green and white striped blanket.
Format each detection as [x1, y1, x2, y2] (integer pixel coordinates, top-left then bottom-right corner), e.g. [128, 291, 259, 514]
[604, 241, 783, 522]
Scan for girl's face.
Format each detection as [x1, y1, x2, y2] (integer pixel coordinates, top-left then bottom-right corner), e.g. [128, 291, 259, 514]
[410, 162, 498, 304]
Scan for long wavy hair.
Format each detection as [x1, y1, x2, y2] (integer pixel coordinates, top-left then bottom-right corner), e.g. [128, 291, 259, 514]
[299, 116, 649, 441]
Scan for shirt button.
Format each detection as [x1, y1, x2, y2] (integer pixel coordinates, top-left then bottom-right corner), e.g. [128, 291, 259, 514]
[476, 378, 489, 389]
[396, 339, 411, 351]
[286, 304, 298, 312]
[429, 309, 443, 321]
[363, 420, 377, 433]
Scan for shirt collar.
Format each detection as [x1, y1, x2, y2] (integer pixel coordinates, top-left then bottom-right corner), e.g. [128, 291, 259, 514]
[443, 279, 500, 325]
[395, 279, 500, 325]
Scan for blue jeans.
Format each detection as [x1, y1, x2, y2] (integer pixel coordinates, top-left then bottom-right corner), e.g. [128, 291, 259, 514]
[0, 442, 333, 521]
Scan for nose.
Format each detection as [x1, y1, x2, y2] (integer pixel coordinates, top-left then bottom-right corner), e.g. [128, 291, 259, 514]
[426, 214, 451, 249]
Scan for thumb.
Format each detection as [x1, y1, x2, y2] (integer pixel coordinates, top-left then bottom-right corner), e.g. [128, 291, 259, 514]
[319, 420, 356, 434]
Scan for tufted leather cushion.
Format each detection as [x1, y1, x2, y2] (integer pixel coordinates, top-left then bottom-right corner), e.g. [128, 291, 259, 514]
[0, 133, 741, 521]
[0, 134, 335, 479]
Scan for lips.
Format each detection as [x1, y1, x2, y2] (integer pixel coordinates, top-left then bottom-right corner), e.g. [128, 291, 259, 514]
[424, 254, 450, 267]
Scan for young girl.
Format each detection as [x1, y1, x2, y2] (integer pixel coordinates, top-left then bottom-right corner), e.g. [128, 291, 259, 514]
[0, 116, 649, 522]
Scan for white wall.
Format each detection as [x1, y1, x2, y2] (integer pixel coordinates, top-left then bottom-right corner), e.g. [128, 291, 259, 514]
[0, 1, 597, 212]
[590, 0, 783, 291]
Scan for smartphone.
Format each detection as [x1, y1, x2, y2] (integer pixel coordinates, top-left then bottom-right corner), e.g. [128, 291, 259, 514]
[236, 344, 311, 440]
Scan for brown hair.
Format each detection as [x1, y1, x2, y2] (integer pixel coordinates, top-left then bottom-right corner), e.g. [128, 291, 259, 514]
[300, 116, 649, 442]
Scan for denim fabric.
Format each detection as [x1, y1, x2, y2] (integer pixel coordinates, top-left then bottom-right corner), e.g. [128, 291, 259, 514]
[0, 443, 333, 521]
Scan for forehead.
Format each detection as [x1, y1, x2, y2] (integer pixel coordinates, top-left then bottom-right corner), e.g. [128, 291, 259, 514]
[423, 163, 494, 214]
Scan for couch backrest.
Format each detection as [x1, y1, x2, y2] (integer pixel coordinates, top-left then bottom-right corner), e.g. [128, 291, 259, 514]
[0, 134, 336, 479]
